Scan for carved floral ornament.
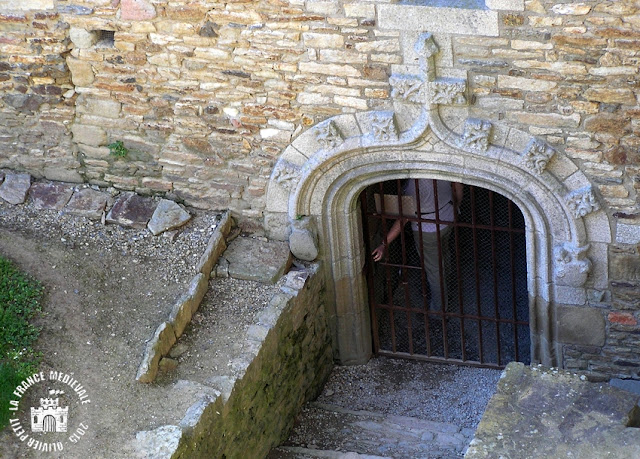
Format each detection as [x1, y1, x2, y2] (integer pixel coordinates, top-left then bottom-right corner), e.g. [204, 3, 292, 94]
[314, 120, 344, 150]
[370, 111, 398, 142]
[389, 75, 426, 104]
[522, 139, 556, 175]
[428, 78, 468, 106]
[458, 118, 492, 153]
[566, 186, 601, 219]
[554, 242, 592, 287]
[273, 160, 301, 192]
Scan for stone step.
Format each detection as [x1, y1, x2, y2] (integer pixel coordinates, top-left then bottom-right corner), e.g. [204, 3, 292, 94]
[268, 403, 474, 459]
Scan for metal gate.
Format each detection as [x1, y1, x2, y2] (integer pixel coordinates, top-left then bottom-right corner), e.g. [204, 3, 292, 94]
[361, 179, 530, 368]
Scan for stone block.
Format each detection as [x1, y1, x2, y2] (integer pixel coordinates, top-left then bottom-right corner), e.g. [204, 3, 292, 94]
[467, 363, 640, 458]
[196, 212, 231, 275]
[71, 124, 106, 147]
[224, 236, 292, 284]
[378, 5, 499, 37]
[28, 182, 74, 210]
[555, 285, 587, 305]
[0, 173, 31, 205]
[485, 0, 524, 10]
[134, 425, 182, 458]
[106, 192, 157, 229]
[551, 3, 592, 15]
[344, 3, 375, 19]
[302, 33, 344, 49]
[121, 0, 156, 20]
[289, 216, 318, 261]
[556, 305, 605, 346]
[66, 57, 94, 87]
[497, 75, 556, 91]
[69, 28, 98, 49]
[168, 292, 192, 338]
[584, 88, 635, 105]
[147, 199, 191, 236]
[65, 188, 108, 220]
[85, 98, 122, 119]
[136, 321, 177, 383]
[43, 167, 84, 184]
[616, 223, 640, 244]
[0, 0, 53, 9]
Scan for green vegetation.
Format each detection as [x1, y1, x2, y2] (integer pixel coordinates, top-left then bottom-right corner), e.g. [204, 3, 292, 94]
[107, 140, 129, 158]
[0, 256, 43, 430]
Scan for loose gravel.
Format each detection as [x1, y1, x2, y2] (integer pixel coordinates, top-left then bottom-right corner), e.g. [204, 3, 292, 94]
[316, 357, 502, 429]
[0, 195, 220, 286]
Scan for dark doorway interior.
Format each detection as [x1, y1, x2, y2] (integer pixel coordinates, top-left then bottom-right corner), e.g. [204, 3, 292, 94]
[361, 179, 530, 368]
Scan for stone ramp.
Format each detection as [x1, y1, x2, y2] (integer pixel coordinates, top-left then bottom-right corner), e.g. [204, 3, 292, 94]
[268, 402, 474, 459]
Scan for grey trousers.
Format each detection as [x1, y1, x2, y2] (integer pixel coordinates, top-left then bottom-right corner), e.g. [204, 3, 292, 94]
[413, 225, 452, 311]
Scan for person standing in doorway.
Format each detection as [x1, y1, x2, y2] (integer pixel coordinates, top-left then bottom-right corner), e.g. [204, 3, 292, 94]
[371, 179, 464, 311]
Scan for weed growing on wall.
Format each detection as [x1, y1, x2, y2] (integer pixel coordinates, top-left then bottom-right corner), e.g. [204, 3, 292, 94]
[0, 256, 43, 430]
[107, 140, 129, 158]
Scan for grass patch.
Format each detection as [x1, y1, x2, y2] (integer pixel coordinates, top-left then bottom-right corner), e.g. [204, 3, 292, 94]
[0, 255, 43, 430]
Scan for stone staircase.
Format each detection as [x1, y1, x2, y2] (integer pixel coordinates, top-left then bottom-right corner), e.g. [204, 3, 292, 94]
[268, 402, 474, 459]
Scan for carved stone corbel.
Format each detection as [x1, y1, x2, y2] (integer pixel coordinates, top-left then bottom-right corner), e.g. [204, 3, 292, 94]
[554, 242, 592, 287]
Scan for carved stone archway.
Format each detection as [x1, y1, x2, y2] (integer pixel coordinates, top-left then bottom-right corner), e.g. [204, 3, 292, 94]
[264, 34, 612, 366]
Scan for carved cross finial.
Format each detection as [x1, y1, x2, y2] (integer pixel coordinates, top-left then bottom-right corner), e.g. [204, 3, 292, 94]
[414, 32, 439, 59]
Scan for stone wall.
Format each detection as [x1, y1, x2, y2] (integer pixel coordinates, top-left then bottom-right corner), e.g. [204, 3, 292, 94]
[1, 1, 638, 219]
[1, 0, 640, 378]
[170, 266, 333, 458]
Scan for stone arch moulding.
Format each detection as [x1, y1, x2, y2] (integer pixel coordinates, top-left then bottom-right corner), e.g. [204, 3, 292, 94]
[264, 33, 612, 367]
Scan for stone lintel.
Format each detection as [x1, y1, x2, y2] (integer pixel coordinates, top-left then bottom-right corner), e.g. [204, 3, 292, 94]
[378, 4, 499, 37]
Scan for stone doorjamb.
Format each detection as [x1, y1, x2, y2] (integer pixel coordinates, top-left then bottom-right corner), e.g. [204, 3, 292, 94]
[264, 34, 612, 367]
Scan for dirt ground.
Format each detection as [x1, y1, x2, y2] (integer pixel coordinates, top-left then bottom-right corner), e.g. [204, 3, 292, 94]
[0, 203, 221, 458]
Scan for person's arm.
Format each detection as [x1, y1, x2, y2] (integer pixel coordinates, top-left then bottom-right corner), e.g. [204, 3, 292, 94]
[372, 218, 404, 262]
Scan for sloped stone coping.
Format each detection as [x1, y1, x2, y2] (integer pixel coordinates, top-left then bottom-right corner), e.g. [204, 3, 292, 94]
[136, 211, 232, 383]
[134, 266, 333, 458]
[466, 362, 640, 458]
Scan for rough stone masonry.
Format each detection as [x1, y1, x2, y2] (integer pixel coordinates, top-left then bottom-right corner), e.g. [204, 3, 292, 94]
[1, 0, 640, 378]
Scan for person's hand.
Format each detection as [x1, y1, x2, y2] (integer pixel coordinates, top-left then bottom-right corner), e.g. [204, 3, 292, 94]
[372, 243, 386, 262]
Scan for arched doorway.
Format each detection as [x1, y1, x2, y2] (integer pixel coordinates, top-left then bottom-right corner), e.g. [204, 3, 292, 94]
[361, 179, 529, 367]
[264, 34, 610, 369]
[43, 415, 56, 432]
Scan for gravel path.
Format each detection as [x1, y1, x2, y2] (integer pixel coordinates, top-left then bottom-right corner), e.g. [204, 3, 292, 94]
[315, 357, 502, 429]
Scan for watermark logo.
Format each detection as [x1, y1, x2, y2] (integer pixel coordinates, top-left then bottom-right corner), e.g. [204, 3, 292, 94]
[8, 370, 91, 453]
